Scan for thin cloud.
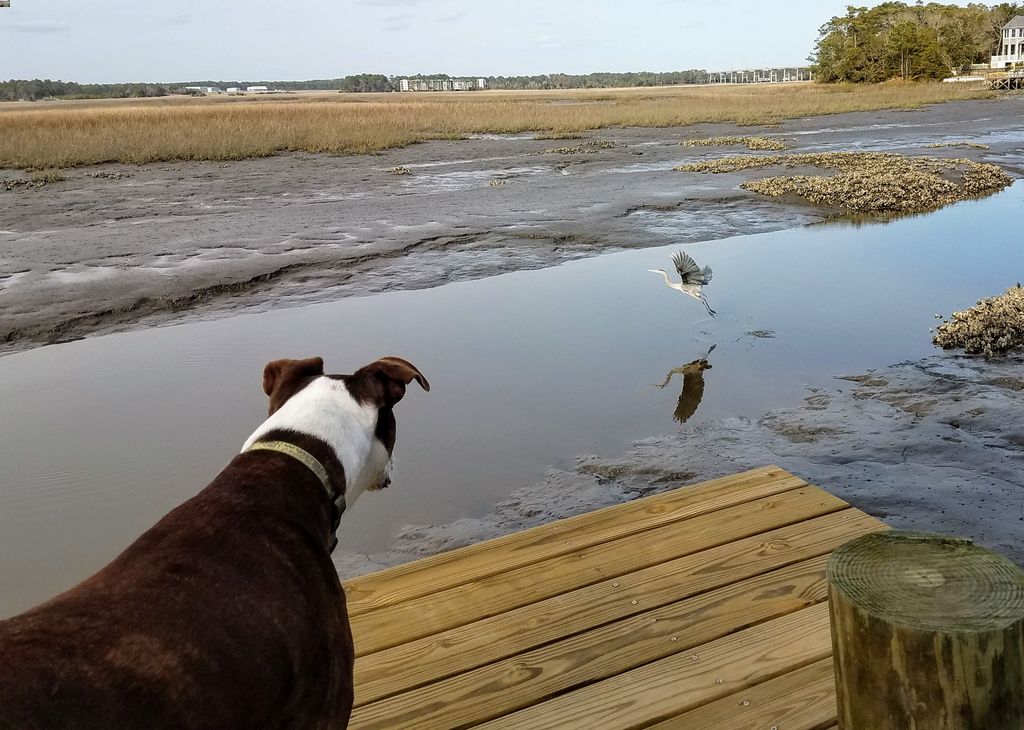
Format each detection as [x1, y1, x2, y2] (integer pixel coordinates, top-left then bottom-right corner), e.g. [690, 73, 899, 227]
[436, 11, 466, 23]
[534, 35, 565, 50]
[360, 0, 426, 6]
[160, 14, 192, 27]
[382, 13, 413, 32]
[2, 20, 70, 33]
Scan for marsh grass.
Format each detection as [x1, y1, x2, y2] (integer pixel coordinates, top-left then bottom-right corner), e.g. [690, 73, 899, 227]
[30, 169, 66, 184]
[533, 131, 586, 140]
[0, 83, 993, 169]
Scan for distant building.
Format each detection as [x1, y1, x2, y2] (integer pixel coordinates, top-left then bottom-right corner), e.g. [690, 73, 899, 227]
[991, 16, 1024, 68]
[398, 77, 487, 92]
[708, 67, 812, 84]
[226, 87, 241, 93]
[246, 85, 269, 92]
[184, 86, 223, 94]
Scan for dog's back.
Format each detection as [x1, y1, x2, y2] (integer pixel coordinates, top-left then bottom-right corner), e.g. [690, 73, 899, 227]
[0, 355, 428, 729]
[0, 453, 354, 730]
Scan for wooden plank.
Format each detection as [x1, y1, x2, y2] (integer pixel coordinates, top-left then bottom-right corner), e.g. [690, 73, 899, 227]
[350, 556, 832, 728]
[344, 466, 802, 615]
[647, 657, 837, 729]
[350, 486, 846, 655]
[354, 509, 884, 706]
[474, 602, 833, 730]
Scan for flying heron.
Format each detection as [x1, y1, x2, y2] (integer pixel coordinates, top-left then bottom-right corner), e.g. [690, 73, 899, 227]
[649, 250, 715, 316]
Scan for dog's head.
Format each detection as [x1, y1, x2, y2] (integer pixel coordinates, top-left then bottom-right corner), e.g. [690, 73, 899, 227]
[255, 356, 429, 506]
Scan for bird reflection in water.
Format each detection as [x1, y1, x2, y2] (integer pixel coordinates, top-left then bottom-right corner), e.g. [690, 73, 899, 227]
[657, 344, 716, 424]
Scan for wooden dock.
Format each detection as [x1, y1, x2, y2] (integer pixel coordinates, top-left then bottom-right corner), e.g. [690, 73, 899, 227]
[343, 465, 887, 729]
[990, 71, 1024, 90]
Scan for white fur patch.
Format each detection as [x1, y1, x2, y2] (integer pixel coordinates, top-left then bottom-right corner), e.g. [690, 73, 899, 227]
[241, 377, 389, 509]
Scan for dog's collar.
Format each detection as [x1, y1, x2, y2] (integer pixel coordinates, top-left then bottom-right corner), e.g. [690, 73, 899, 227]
[245, 440, 344, 511]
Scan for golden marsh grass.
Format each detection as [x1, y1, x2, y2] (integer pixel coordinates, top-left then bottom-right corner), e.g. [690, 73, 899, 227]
[0, 82, 993, 169]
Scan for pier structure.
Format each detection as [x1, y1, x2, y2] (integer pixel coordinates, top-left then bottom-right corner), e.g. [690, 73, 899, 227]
[345, 466, 879, 728]
[344, 466, 1023, 728]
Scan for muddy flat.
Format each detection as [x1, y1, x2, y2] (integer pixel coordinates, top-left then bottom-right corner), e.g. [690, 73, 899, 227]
[2, 97, 1023, 618]
[3, 97, 1023, 353]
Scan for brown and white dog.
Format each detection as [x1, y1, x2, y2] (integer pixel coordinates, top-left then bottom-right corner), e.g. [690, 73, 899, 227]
[0, 356, 428, 730]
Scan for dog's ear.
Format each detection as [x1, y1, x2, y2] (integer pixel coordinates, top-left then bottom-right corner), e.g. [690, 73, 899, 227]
[353, 357, 430, 408]
[262, 357, 324, 414]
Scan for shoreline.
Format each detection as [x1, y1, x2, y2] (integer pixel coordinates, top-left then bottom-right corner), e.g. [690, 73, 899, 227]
[334, 353, 1024, 577]
[3, 96, 1024, 356]
[1, 96, 1022, 596]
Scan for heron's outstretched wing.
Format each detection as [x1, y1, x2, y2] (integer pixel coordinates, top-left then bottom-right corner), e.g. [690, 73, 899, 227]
[672, 250, 711, 285]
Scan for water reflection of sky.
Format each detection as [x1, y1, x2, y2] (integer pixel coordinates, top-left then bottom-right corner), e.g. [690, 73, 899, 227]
[0, 182, 1021, 616]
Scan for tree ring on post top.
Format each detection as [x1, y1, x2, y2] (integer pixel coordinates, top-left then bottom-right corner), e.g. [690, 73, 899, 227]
[827, 531, 1024, 632]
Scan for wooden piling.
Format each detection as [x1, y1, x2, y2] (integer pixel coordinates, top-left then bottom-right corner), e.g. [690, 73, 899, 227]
[827, 531, 1024, 730]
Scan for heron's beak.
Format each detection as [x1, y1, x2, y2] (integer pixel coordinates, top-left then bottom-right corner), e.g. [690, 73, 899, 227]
[647, 269, 661, 274]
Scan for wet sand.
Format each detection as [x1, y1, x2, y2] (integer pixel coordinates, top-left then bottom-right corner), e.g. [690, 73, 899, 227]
[3, 96, 1024, 354]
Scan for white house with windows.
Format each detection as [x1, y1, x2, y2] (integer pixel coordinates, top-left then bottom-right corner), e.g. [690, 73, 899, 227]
[398, 78, 487, 92]
[991, 16, 1024, 68]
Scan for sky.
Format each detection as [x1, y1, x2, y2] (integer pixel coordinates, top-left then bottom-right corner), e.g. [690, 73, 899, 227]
[0, 0, 979, 84]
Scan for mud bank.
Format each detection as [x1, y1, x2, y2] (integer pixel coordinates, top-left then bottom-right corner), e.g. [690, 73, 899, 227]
[3, 97, 1024, 354]
[334, 354, 1024, 577]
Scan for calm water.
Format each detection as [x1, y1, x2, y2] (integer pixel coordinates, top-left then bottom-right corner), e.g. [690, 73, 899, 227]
[1, 183, 1022, 617]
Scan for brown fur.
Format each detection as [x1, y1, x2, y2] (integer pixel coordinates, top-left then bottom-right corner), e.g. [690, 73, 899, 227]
[0, 356, 428, 729]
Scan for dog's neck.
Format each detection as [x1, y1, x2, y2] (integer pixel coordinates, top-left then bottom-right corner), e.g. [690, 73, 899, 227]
[239, 428, 347, 547]
[245, 440, 336, 504]
[242, 377, 391, 510]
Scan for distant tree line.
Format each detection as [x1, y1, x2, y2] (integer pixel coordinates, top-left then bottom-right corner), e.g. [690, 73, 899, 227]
[812, 2, 1024, 82]
[1, 69, 722, 102]
[0, 74, 395, 101]
[0, 79, 170, 101]
[180, 74, 394, 92]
